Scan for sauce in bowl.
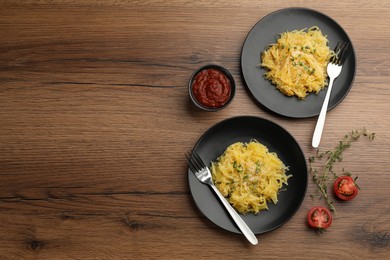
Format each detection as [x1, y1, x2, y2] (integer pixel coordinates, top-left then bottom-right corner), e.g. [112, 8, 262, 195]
[191, 68, 232, 109]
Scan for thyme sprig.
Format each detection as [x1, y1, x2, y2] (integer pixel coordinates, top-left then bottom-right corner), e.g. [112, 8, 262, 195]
[309, 128, 375, 213]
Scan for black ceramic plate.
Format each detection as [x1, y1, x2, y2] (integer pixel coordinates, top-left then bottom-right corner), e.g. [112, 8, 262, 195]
[188, 116, 307, 234]
[241, 8, 356, 118]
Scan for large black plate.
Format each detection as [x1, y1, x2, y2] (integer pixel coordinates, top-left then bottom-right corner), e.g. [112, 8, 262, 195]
[241, 8, 356, 118]
[188, 116, 307, 234]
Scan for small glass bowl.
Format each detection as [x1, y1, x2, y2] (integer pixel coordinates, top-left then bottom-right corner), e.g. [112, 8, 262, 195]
[188, 64, 236, 112]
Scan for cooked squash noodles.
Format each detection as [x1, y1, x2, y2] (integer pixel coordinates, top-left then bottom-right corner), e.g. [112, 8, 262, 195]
[261, 26, 334, 99]
[211, 140, 290, 214]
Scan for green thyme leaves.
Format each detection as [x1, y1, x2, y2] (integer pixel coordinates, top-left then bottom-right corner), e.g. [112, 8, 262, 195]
[309, 128, 375, 213]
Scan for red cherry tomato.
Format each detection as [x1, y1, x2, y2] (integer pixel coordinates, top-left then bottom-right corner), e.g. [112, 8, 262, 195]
[333, 175, 359, 201]
[307, 206, 332, 229]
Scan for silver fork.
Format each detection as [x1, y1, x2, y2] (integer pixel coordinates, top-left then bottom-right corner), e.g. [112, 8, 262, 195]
[185, 150, 258, 245]
[312, 41, 351, 148]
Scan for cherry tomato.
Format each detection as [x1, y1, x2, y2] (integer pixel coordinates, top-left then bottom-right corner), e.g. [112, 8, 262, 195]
[307, 206, 332, 229]
[333, 175, 359, 201]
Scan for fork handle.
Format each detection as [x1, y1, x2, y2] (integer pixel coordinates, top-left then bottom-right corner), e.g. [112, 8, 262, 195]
[210, 184, 258, 245]
[312, 77, 335, 148]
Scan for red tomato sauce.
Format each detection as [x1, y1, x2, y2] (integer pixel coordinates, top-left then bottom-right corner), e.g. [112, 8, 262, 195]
[191, 69, 231, 108]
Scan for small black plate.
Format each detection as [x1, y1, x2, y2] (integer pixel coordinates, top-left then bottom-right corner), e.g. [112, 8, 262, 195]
[188, 116, 308, 234]
[241, 7, 356, 118]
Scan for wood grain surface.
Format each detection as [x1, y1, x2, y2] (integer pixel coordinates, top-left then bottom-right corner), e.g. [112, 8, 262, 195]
[0, 0, 389, 259]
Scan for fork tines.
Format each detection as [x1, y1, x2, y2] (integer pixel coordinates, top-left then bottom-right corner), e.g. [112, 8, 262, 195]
[331, 41, 351, 65]
[185, 150, 205, 173]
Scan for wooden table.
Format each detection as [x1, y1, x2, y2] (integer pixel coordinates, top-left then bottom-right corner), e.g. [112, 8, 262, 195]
[1, 1, 389, 259]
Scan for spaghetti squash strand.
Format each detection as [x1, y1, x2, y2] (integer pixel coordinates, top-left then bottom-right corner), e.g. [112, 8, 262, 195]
[211, 140, 291, 214]
[261, 26, 334, 99]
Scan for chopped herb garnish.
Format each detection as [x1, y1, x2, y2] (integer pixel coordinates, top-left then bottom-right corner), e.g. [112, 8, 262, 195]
[233, 161, 243, 172]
